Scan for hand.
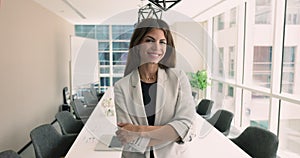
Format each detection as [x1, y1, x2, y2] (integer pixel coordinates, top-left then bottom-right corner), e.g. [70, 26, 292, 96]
[115, 123, 140, 144]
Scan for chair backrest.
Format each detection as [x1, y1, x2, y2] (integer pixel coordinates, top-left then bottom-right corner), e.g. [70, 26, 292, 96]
[30, 124, 62, 158]
[30, 124, 77, 158]
[196, 99, 214, 118]
[62, 87, 69, 105]
[82, 91, 98, 105]
[55, 111, 84, 135]
[0, 150, 21, 158]
[207, 109, 234, 136]
[70, 99, 94, 120]
[231, 126, 279, 158]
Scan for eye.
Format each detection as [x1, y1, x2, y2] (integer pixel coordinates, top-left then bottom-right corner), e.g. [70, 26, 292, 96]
[145, 38, 155, 43]
[160, 40, 167, 45]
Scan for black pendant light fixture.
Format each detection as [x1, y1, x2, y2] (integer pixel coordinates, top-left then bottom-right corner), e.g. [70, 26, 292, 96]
[148, 0, 181, 11]
[138, 3, 163, 22]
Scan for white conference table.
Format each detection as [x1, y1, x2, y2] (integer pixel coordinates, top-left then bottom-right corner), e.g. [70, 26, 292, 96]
[66, 87, 250, 158]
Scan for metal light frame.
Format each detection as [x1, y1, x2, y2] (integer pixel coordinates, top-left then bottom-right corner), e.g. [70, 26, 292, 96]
[148, 0, 181, 11]
[138, 3, 163, 23]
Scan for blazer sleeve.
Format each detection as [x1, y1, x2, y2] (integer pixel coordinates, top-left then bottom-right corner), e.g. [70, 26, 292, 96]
[167, 70, 196, 143]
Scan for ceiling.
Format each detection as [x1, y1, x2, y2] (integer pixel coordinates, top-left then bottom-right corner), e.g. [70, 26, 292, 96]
[33, 0, 223, 24]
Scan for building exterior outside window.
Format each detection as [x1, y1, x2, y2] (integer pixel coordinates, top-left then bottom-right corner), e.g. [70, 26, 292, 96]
[255, 0, 272, 24]
[230, 7, 237, 27]
[206, 1, 300, 156]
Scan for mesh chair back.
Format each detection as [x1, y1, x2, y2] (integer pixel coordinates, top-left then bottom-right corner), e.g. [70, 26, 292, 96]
[231, 126, 279, 158]
[0, 150, 21, 158]
[30, 124, 76, 158]
[70, 99, 94, 121]
[30, 124, 62, 158]
[55, 111, 84, 135]
[196, 99, 214, 118]
[207, 109, 234, 136]
[82, 91, 98, 106]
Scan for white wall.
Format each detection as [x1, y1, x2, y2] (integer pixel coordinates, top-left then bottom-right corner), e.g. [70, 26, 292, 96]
[0, 0, 74, 151]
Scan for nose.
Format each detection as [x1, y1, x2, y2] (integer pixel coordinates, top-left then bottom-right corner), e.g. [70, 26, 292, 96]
[151, 41, 162, 50]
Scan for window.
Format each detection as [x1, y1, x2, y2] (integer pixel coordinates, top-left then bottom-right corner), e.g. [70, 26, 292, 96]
[230, 7, 237, 27]
[218, 82, 223, 93]
[229, 46, 235, 78]
[255, 0, 272, 24]
[253, 46, 272, 88]
[75, 24, 134, 92]
[214, 13, 225, 31]
[281, 47, 295, 94]
[219, 47, 224, 76]
[96, 25, 109, 40]
[286, 0, 300, 25]
[228, 86, 234, 97]
[218, 14, 225, 30]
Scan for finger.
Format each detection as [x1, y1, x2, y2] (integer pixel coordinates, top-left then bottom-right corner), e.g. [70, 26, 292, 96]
[117, 122, 126, 127]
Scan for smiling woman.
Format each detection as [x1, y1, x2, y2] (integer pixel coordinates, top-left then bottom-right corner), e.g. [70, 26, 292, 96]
[114, 18, 196, 158]
[139, 29, 167, 65]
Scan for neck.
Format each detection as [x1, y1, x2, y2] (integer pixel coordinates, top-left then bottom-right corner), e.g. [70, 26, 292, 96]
[138, 63, 159, 82]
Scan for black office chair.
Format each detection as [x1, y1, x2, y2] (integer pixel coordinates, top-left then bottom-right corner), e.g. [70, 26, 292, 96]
[0, 150, 21, 158]
[62, 87, 69, 105]
[207, 109, 234, 136]
[230, 126, 279, 158]
[90, 87, 104, 101]
[70, 99, 95, 123]
[82, 91, 98, 107]
[30, 124, 77, 158]
[196, 99, 214, 119]
[55, 111, 84, 135]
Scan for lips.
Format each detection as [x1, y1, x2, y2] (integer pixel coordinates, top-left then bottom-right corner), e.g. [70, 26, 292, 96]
[147, 52, 162, 57]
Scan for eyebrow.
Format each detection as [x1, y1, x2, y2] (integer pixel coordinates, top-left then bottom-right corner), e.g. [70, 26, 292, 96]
[144, 35, 166, 41]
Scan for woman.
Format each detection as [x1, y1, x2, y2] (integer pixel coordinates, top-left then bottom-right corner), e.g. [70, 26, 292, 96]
[114, 18, 196, 158]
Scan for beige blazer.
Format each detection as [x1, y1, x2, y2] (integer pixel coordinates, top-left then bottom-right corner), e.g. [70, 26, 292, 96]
[114, 68, 196, 158]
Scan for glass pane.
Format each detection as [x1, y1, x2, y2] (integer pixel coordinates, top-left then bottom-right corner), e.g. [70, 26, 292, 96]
[98, 52, 110, 65]
[278, 101, 300, 157]
[228, 46, 236, 79]
[113, 52, 127, 65]
[230, 7, 237, 27]
[255, 0, 272, 24]
[100, 77, 110, 86]
[210, 81, 236, 114]
[219, 47, 224, 76]
[112, 42, 130, 51]
[286, 0, 300, 25]
[99, 67, 110, 74]
[98, 42, 109, 51]
[252, 46, 272, 88]
[242, 90, 270, 128]
[282, 0, 299, 99]
[113, 65, 126, 74]
[96, 25, 109, 40]
[281, 47, 295, 94]
[112, 25, 134, 40]
[214, 13, 225, 30]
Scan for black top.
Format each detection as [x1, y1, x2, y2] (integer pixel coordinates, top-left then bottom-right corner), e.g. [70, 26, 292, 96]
[141, 81, 157, 158]
[141, 81, 157, 126]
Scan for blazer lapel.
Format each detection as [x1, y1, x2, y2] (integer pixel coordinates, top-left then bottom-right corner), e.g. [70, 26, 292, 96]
[155, 68, 168, 125]
[129, 70, 148, 124]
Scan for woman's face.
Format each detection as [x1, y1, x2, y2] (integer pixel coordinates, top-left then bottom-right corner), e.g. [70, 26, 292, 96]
[138, 28, 167, 65]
